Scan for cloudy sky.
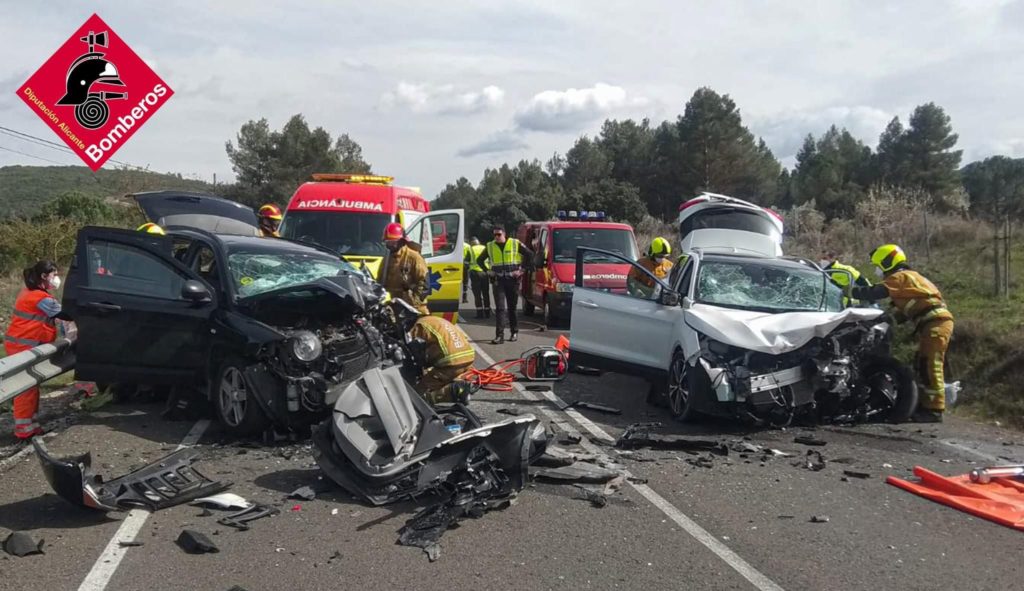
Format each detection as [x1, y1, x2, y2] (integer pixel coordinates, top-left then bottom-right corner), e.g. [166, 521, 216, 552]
[2, 0, 1023, 197]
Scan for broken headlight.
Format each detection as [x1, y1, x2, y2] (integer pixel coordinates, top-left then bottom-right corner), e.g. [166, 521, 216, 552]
[290, 330, 322, 362]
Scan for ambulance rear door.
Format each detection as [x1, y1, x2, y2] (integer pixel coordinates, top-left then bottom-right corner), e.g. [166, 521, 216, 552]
[405, 209, 465, 322]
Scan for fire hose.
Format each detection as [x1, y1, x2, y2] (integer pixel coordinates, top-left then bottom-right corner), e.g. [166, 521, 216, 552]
[460, 344, 569, 392]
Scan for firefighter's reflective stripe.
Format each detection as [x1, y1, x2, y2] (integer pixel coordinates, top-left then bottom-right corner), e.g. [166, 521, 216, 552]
[5, 335, 42, 347]
[486, 239, 522, 276]
[411, 316, 475, 368]
[12, 309, 50, 323]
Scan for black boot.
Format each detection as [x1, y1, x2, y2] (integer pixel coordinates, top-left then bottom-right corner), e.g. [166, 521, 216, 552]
[491, 333, 504, 345]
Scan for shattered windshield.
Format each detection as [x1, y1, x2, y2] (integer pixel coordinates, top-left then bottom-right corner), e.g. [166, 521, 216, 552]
[279, 211, 392, 256]
[553, 229, 638, 263]
[696, 259, 843, 312]
[228, 250, 356, 299]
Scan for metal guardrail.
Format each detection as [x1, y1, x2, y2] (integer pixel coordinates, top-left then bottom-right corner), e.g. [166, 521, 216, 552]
[0, 338, 76, 406]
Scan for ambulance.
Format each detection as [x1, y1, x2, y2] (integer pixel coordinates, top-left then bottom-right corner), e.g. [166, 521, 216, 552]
[280, 173, 466, 321]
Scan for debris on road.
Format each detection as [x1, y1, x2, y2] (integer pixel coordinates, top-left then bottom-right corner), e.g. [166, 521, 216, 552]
[287, 486, 317, 501]
[398, 496, 514, 561]
[843, 470, 872, 479]
[570, 401, 622, 415]
[497, 407, 524, 416]
[533, 462, 620, 484]
[176, 530, 219, 554]
[33, 438, 228, 512]
[533, 445, 578, 468]
[118, 540, 145, 548]
[616, 423, 728, 455]
[573, 485, 609, 508]
[3, 532, 45, 557]
[794, 435, 827, 447]
[810, 515, 830, 523]
[804, 451, 827, 472]
[559, 433, 582, 445]
[218, 505, 280, 531]
[192, 493, 251, 510]
[685, 456, 716, 469]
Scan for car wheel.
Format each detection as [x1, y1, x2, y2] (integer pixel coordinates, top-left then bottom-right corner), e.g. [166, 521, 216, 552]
[523, 298, 535, 316]
[863, 356, 918, 423]
[667, 349, 702, 422]
[213, 358, 269, 436]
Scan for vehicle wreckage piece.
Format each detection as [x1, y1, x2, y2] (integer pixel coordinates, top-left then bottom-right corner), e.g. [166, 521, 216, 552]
[615, 423, 729, 455]
[218, 505, 280, 530]
[32, 439, 228, 512]
[312, 366, 542, 506]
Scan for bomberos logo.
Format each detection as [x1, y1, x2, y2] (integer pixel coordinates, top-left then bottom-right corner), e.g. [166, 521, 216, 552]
[16, 13, 173, 171]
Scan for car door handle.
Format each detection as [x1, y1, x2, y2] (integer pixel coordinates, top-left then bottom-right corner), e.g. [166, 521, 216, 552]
[578, 300, 599, 309]
[442, 267, 460, 273]
[83, 301, 122, 312]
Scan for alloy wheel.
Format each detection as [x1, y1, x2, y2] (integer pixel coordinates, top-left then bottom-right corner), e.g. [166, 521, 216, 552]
[667, 354, 689, 417]
[219, 367, 247, 427]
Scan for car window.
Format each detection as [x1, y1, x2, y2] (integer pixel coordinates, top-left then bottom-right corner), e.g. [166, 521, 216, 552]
[228, 250, 353, 298]
[553, 229, 638, 263]
[408, 212, 459, 258]
[192, 244, 222, 292]
[673, 260, 694, 295]
[579, 249, 657, 301]
[171, 238, 191, 262]
[86, 240, 186, 300]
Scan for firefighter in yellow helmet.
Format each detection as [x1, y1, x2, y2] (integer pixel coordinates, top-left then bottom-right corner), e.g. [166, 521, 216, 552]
[137, 222, 165, 235]
[849, 244, 954, 423]
[628, 237, 674, 298]
[258, 204, 283, 238]
[406, 312, 475, 405]
[819, 250, 871, 306]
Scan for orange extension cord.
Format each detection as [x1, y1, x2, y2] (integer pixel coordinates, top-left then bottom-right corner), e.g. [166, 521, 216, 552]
[460, 359, 524, 392]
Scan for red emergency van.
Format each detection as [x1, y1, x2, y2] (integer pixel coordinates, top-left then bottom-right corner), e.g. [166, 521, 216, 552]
[517, 210, 639, 327]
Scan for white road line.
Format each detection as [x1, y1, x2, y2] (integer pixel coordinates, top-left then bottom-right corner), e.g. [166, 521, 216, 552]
[471, 343, 785, 591]
[939, 439, 1005, 464]
[78, 419, 210, 591]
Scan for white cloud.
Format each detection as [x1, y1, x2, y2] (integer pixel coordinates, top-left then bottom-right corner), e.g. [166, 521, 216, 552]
[380, 82, 504, 115]
[749, 105, 894, 163]
[456, 129, 528, 158]
[513, 83, 647, 132]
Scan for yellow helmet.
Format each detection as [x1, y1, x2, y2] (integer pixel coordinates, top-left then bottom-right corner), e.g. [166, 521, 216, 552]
[649, 236, 671, 257]
[870, 244, 906, 273]
[137, 222, 165, 235]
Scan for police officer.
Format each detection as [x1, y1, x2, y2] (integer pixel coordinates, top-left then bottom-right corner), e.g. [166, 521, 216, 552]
[465, 237, 491, 319]
[477, 226, 533, 344]
[849, 244, 954, 423]
[408, 314, 476, 405]
[628, 237, 674, 298]
[383, 222, 430, 315]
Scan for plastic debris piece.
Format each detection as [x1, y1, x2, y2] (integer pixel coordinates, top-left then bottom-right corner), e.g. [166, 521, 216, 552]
[573, 485, 609, 508]
[533, 462, 620, 484]
[191, 493, 251, 510]
[794, 435, 827, 447]
[218, 505, 280, 531]
[118, 540, 144, 547]
[3, 532, 44, 557]
[496, 408, 523, 416]
[291, 504, 302, 512]
[425, 544, 442, 562]
[810, 515, 830, 523]
[686, 456, 715, 469]
[805, 450, 827, 471]
[843, 470, 872, 479]
[176, 530, 219, 554]
[559, 434, 583, 445]
[288, 486, 317, 501]
[533, 445, 577, 468]
[331, 508, 339, 516]
[617, 423, 728, 455]
[571, 401, 622, 415]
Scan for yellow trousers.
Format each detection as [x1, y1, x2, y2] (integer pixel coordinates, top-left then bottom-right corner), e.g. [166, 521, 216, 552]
[916, 319, 954, 411]
[419, 361, 473, 405]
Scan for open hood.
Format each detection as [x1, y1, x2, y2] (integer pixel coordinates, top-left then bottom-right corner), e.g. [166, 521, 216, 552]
[237, 273, 385, 324]
[685, 303, 884, 355]
[134, 191, 259, 236]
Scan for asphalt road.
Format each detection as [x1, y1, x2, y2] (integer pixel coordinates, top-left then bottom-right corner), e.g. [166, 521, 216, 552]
[1, 303, 1023, 591]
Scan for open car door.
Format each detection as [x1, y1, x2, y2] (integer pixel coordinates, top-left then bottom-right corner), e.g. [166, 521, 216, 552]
[405, 209, 465, 323]
[134, 191, 259, 236]
[569, 247, 680, 378]
[62, 227, 217, 385]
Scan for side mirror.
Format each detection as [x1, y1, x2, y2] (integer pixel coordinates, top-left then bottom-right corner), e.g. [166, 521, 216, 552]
[181, 280, 212, 303]
[660, 290, 681, 307]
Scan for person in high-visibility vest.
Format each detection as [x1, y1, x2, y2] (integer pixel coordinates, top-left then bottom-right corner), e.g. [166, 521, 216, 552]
[819, 251, 871, 306]
[465, 237, 491, 319]
[477, 226, 533, 344]
[4, 261, 73, 439]
[461, 242, 470, 304]
[258, 204, 283, 238]
[382, 222, 429, 315]
[849, 244, 954, 423]
[408, 314, 476, 405]
[628, 237, 674, 298]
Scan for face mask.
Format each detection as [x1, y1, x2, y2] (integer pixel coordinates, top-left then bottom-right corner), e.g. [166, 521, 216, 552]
[874, 267, 884, 278]
[48, 275, 61, 289]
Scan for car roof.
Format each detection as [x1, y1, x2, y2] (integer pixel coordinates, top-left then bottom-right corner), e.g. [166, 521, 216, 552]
[537, 221, 634, 230]
[700, 252, 818, 272]
[169, 229, 339, 257]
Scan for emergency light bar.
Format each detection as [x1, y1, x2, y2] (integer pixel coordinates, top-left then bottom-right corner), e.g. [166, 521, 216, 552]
[311, 173, 394, 185]
[555, 209, 606, 221]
